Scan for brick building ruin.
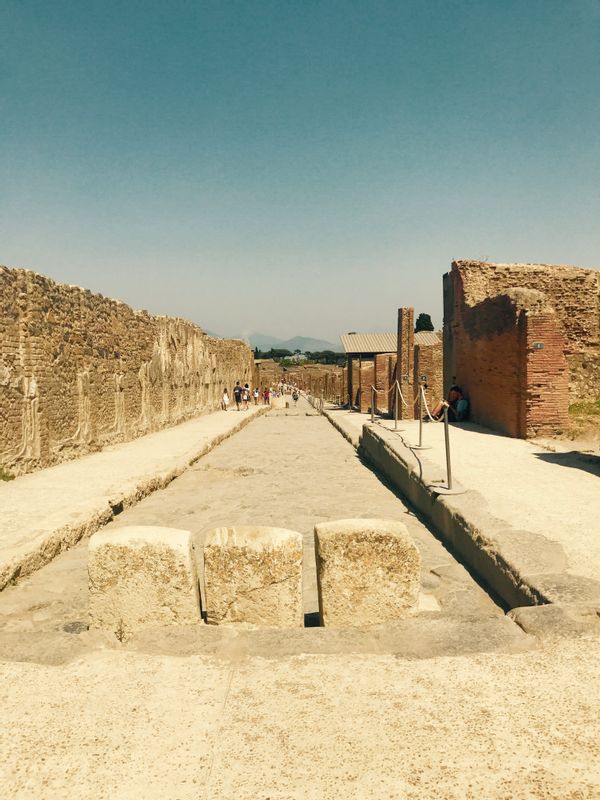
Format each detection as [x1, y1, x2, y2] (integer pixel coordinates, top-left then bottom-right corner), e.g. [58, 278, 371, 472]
[341, 319, 443, 417]
[0, 266, 256, 475]
[443, 260, 600, 438]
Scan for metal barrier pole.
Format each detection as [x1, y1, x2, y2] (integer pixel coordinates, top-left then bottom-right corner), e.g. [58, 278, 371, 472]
[418, 388, 423, 447]
[371, 387, 375, 423]
[394, 383, 398, 431]
[443, 405, 452, 490]
[411, 385, 430, 450]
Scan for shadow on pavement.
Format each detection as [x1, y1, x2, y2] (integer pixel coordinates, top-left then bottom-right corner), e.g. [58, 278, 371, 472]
[534, 450, 600, 478]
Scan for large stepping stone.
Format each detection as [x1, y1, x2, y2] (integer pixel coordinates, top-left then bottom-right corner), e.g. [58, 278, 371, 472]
[88, 526, 201, 640]
[314, 518, 421, 627]
[204, 526, 303, 627]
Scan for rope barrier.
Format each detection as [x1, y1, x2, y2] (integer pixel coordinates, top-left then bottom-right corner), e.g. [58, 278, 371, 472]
[421, 387, 445, 423]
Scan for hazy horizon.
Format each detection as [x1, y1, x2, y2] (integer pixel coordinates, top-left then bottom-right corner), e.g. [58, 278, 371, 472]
[2, 1, 600, 340]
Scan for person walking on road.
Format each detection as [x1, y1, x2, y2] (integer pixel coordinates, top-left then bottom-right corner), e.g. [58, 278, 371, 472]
[222, 388, 230, 411]
[253, 387, 259, 405]
[263, 386, 270, 405]
[233, 382, 243, 411]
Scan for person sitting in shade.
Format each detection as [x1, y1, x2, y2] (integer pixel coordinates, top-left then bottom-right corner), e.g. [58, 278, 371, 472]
[429, 385, 469, 422]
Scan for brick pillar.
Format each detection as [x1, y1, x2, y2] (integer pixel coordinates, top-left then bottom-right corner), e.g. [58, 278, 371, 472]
[396, 308, 414, 419]
[414, 341, 443, 420]
[523, 311, 569, 438]
[359, 361, 375, 413]
[351, 359, 360, 407]
[374, 353, 393, 414]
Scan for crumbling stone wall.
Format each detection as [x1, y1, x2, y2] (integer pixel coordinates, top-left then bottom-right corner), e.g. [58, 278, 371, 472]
[0, 266, 255, 475]
[287, 364, 345, 402]
[443, 260, 592, 437]
[255, 359, 283, 391]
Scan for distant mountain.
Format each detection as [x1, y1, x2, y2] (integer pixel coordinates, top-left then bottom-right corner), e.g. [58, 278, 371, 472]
[278, 336, 340, 353]
[245, 333, 284, 350]
[210, 331, 341, 353]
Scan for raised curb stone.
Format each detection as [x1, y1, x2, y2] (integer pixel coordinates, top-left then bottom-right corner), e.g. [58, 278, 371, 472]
[314, 518, 421, 627]
[88, 526, 201, 640]
[204, 526, 303, 627]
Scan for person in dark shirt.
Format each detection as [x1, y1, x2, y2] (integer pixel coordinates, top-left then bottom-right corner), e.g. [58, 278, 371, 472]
[233, 381, 243, 411]
[429, 385, 469, 422]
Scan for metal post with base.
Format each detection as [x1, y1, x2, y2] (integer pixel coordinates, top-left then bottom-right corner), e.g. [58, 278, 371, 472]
[428, 405, 467, 496]
[411, 386, 430, 451]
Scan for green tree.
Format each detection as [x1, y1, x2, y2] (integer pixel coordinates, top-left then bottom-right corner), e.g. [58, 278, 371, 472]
[269, 348, 293, 360]
[415, 313, 434, 332]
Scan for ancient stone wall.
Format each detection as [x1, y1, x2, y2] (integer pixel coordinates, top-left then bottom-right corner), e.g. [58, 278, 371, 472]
[299, 365, 345, 402]
[0, 266, 255, 475]
[255, 359, 283, 391]
[443, 260, 588, 437]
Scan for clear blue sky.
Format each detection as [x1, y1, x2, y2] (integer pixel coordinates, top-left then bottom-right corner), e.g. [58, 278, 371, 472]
[2, 0, 599, 342]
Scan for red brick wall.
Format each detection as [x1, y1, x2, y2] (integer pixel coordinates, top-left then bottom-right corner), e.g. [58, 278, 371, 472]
[447, 260, 599, 403]
[524, 313, 569, 437]
[374, 353, 394, 414]
[414, 342, 443, 420]
[444, 267, 571, 438]
[351, 359, 360, 407]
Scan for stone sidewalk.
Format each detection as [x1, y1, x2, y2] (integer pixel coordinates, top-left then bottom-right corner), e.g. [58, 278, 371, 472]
[319, 404, 600, 615]
[0, 406, 266, 591]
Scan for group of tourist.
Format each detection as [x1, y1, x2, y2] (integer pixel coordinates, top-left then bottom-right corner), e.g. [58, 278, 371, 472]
[221, 381, 300, 411]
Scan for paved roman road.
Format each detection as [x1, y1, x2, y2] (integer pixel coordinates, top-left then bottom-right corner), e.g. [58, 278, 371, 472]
[113, 396, 500, 621]
[0, 396, 502, 650]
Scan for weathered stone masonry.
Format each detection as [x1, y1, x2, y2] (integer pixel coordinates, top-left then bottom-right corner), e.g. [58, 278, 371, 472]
[0, 266, 255, 475]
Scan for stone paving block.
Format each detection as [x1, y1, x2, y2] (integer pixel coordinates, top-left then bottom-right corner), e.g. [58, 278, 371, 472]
[88, 526, 201, 640]
[314, 518, 421, 627]
[204, 526, 303, 627]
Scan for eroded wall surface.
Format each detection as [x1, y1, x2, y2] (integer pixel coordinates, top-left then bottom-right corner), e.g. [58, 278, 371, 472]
[0, 266, 255, 475]
[443, 260, 595, 437]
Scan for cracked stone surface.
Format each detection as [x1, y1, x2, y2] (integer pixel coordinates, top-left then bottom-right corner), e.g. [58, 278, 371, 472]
[204, 526, 303, 626]
[314, 518, 421, 626]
